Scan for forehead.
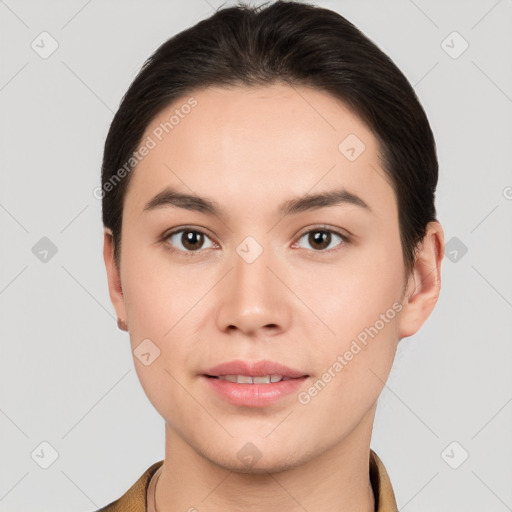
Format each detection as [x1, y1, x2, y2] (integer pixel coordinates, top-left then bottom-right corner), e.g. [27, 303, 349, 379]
[126, 84, 394, 216]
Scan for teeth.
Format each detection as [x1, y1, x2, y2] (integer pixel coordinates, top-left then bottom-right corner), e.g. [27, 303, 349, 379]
[253, 376, 271, 384]
[217, 374, 290, 384]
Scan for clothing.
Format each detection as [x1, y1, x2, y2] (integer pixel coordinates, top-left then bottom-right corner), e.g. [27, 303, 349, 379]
[94, 449, 398, 511]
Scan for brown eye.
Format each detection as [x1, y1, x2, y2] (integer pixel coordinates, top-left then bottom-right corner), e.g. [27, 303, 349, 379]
[166, 229, 214, 253]
[296, 229, 345, 252]
[182, 231, 204, 250]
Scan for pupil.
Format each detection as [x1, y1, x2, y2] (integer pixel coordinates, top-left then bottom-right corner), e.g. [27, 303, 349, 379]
[310, 231, 330, 250]
[183, 231, 203, 250]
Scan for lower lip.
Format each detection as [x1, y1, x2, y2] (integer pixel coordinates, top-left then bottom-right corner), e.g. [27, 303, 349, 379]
[202, 376, 308, 407]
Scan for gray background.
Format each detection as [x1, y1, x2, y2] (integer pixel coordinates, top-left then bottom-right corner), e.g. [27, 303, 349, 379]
[1, 0, 511, 510]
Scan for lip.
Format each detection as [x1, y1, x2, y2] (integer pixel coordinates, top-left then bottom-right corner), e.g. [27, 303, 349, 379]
[205, 359, 307, 378]
[202, 359, 309, 407]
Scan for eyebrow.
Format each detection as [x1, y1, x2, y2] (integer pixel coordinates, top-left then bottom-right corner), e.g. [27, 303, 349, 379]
[143, 186, 371, 218]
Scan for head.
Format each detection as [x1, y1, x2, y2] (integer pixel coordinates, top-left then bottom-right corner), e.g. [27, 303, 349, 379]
[102, 1, 443, 472]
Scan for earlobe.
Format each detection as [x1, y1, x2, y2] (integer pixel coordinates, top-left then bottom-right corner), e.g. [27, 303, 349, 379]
[103, 228, 128, 329]
[398, 221, 444, 339]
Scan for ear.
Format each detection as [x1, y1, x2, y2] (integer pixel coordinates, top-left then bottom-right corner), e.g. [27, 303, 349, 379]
[103, 228, 128, 331]
[398, 221, 444, 339]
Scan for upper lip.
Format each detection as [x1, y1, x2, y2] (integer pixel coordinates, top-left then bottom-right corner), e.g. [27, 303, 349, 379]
[204, 360, 308, 378]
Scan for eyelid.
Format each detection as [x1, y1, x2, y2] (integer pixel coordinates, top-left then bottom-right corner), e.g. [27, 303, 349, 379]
[296, 224, 350, 240]
[162, 225, 215, 241]
[292, 225, 350, 252]
[162, 226, 218, 255]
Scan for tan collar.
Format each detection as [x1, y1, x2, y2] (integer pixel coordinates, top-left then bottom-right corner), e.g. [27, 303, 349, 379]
[98, 449, 397, 512]
[368, 449, 398, 511]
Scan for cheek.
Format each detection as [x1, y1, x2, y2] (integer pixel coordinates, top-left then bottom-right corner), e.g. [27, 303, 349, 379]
[123, 273, 194, 422]
[120, 240, 204, 337]
[293, 242, 404, 344]
[119, 239, 228, 405]
[294, 240, 403, 406]
[298, 292, 400, 429]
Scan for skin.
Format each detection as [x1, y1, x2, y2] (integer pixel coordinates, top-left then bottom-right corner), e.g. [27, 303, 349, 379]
[104, 84, 444, 512]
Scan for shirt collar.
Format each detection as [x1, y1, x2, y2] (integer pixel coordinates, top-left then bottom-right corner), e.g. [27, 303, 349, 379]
[369, 449, 398, 512]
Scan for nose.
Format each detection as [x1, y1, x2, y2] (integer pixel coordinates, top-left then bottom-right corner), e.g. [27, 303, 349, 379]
[215, 244, 292, 338]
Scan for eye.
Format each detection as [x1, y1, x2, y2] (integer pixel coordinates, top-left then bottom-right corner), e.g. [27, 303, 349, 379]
[164, 228, 216, 254]
[295, 227, 347, 252]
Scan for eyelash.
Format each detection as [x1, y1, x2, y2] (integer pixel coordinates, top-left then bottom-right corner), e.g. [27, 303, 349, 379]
[161, 225, 349, 256]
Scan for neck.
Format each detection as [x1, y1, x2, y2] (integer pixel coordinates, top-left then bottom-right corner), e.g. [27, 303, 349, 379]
[155, 410, 376, 512]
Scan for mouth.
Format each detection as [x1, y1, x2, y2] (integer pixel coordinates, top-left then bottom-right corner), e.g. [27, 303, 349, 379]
[206, 374, 298, 384]
[201, 360, 309, 407]
[204, 359, 308, 379]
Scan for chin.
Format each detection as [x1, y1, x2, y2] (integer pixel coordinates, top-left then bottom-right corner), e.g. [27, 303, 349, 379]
[195, 436, 318, 475]
[209, 450, 308, 475]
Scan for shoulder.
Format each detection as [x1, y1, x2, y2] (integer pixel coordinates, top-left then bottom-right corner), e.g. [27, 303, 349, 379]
[91, 460, 164, 512]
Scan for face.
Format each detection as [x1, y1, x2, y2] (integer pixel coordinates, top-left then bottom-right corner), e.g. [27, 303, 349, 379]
[105, 84, 439, 473]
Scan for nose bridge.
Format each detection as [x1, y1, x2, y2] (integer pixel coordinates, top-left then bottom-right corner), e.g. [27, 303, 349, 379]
[215, 236, 291, 335]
